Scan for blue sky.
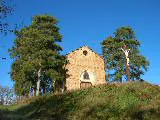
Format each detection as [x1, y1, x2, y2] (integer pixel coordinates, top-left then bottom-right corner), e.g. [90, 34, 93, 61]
[0, 0, 160, 87]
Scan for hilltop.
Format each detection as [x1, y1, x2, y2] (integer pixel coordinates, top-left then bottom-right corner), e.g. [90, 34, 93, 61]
[0, 81, 160, 120]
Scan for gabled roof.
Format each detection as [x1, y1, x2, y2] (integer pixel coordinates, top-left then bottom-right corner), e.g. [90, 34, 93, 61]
[66, 45, 104, 60]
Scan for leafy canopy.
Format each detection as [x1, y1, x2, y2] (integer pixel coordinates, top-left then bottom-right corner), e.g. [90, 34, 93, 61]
[9, 15, 66, 95]
[101, 26, 149, 82]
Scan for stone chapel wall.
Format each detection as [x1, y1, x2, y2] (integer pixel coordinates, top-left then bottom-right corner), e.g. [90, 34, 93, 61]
[65, 46, 106, 90]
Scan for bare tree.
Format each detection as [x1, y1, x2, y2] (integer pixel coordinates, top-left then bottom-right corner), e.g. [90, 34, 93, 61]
[0, 86, 17, 105]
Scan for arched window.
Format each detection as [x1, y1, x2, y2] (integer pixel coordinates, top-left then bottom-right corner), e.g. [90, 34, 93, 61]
[83, 70, 90, 79]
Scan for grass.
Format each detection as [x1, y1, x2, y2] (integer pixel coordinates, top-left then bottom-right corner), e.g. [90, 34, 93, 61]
[0, 81, 160, 120]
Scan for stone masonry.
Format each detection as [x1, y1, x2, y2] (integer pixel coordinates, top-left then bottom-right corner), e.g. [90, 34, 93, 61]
[65, 46, 106, 90]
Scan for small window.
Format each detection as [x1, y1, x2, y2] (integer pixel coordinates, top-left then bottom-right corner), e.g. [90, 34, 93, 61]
[83, 50, 88, 56]
[83, 70, 90, 79]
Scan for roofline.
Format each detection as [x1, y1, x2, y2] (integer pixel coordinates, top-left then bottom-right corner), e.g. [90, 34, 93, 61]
[66, 45, 104, 60]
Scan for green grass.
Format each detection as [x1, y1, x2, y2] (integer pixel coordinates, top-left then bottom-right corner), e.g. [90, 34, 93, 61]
[1, 81, 160, 120]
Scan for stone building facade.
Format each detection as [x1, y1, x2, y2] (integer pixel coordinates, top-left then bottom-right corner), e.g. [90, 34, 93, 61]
[65, 46, 106, 90]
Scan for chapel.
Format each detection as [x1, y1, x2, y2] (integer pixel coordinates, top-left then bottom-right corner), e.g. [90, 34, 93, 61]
[65, 46, 106, 90]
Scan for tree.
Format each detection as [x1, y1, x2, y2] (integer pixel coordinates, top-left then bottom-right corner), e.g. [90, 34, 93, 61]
[9, 15, 67, 96]
[101, 26, 149, 82]
[0, 86, 17, 105]
[0, 0, 14, 34]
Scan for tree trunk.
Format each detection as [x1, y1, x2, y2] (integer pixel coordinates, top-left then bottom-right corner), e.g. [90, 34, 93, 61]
[34, 88, 36, 96]
[126, 64, 130, 81]
[53, 80, 56, 93]
[62, 81, 65, 93]
[36, 68, 41, 96]
[126, 56, 130, 81]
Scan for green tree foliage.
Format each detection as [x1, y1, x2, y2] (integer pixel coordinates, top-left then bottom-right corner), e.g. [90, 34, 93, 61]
[9, 15, 67, 96]
[101, 26, 149, 82]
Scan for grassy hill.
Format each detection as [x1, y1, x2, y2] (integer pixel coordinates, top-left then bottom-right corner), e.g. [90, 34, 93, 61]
[0, 81, 160, 120]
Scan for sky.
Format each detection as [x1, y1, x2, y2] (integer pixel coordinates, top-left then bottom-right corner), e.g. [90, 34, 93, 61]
[0, 0, 160, 87]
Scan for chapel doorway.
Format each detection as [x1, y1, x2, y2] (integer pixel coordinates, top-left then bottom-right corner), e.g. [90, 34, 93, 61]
[80, 70, 92, 88]
[80, 82, 92, 88]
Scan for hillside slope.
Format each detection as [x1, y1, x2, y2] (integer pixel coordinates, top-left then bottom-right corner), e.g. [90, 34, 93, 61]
[0, 81, 160, 120]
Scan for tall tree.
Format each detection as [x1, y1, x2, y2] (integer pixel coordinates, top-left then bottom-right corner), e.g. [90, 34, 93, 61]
[101, 26, 149, 82]
[9, 15, 66, 96]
